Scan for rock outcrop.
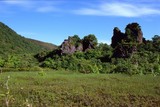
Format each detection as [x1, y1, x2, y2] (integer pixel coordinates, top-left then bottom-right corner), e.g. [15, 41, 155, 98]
[60, 34, 97, 55]
[60, 36, 83, 54]
[125, 23, 143, 44]
[111, 27, 126, 48]
[111, 23, 143, 58]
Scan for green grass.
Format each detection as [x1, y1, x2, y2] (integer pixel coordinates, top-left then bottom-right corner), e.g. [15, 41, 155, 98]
[0, 71, 160, 107]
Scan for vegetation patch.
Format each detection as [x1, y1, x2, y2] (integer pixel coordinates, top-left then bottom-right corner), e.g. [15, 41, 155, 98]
[0, 71, 159, 106]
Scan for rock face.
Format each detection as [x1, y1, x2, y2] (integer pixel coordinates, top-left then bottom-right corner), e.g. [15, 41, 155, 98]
[83, 40, 95, 51]
[111, 23, 143, 58]
[111, 27, 126, 48]
[60, 39, 76, 54]
[60, 35, 97, 55]
[60, 36, 83, 54]
[125, 23, 143, 44]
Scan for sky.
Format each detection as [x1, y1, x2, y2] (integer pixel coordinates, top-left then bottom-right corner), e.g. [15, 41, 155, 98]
[0, 0, 160, 45]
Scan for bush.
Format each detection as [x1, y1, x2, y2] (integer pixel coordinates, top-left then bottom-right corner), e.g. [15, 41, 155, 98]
[100, 63, 116, 74]
[111, 59, 138, 75]
[41, 58, 57, 69]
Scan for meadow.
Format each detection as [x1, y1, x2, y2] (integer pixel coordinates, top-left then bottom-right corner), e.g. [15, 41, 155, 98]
[0, 71, 160, 107]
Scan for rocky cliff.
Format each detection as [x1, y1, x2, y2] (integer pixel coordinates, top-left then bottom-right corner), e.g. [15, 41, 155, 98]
[60, 36, 83, 54]
[59, 34, 97, 55]
[111, 23, 143, 58]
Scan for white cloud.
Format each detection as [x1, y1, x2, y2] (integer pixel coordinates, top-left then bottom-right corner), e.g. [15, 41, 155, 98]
[74, 2, 160, 17]
[2, 0, 58, 13]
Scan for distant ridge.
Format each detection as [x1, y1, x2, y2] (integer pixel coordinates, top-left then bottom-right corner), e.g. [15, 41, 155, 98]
[0, 22, 57, 56]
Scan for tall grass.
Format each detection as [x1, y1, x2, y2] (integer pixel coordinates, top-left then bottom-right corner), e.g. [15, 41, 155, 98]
[0, 71, 160, 106]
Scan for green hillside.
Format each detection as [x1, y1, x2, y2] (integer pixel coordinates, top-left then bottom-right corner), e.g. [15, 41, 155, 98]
[27, 38, 57, 50]
[0, 22, 56, 56]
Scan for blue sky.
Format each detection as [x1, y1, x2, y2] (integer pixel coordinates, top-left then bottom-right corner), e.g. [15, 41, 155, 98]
[0, 0, 160, 45]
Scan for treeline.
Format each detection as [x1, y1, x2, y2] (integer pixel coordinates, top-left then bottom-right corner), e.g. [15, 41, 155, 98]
[0, 54, 42, 72]
[36, 34, 160, 75]
[0, 22, 159, 75]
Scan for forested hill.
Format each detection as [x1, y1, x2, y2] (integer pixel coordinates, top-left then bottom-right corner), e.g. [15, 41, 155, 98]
[27, 38, 57, 50]
[0, 22, 57, 56]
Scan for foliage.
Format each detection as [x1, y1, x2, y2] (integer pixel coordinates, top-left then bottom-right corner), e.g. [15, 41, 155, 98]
[111, 58, 138, 75]
[0, 54, 40, 72]
[0, 21, 160, 75]
[36, 34, 160, 75]
[39, 46, 107, 73]
[70, 35, 81, 46]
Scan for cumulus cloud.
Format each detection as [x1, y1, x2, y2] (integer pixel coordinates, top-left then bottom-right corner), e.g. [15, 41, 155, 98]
[74, 2, 160, 17]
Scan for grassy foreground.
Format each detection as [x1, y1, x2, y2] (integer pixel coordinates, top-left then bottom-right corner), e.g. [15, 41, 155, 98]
[0, 71, 160, 107]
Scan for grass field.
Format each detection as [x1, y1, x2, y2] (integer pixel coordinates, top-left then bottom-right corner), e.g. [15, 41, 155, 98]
[0, 71, 160, 107]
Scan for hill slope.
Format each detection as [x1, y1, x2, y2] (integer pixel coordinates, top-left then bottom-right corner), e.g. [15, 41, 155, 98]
[0, 22, 57, 56]
[27, 38, 57, 50]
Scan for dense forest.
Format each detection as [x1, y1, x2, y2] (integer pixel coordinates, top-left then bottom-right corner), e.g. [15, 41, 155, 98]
[0, 22, 159, 75]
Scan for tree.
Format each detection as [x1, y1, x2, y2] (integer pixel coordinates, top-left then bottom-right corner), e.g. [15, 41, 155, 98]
[152, 35, 160, 43]
[69, 35, 81, 46]
[41, 58, 56, 69]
